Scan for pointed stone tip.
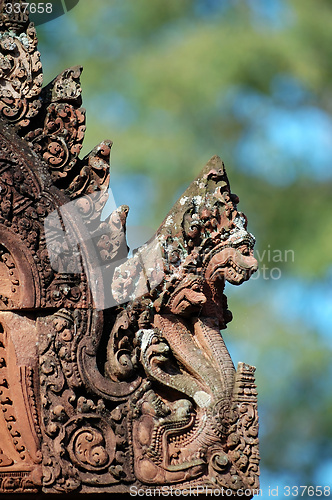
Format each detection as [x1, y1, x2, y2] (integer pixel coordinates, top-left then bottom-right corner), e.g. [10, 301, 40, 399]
[73, 65, 83, 74]
[195, 155, 226, 180]
[206, 155, 225, 171]
[102, 139, 113, 149]
[88, 140, 112, 159]
[197, 155, 228, 185]
[207, 155, 223, 167]
[156, 155, 230, 237]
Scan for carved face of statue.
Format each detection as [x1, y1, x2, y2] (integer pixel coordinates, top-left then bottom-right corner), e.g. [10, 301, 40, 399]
[203, 209, 257, 288]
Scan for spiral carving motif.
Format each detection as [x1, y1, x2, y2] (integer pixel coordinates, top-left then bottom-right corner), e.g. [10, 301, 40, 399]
[69, 427, 110, 471]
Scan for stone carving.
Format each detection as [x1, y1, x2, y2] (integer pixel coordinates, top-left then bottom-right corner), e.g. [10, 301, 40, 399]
[0, 1, 260, 495]
[0, 1, 42, 129]
[107, 156, 259, 491]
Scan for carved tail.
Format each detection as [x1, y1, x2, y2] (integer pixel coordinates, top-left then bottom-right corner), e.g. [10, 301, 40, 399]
[154, 314, 235, 408]
[193, 317, 235, 402]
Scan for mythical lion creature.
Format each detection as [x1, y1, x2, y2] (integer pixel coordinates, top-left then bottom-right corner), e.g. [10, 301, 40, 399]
[106, 156, 259, 490]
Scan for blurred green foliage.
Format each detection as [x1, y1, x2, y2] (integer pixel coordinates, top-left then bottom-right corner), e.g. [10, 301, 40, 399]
[37, 0, 332, 490]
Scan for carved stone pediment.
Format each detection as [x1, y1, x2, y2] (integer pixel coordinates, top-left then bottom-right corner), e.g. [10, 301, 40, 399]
[0, 1, 259, 495]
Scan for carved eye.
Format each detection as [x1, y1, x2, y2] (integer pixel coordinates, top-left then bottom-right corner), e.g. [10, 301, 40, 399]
[237, 245, 250, 256]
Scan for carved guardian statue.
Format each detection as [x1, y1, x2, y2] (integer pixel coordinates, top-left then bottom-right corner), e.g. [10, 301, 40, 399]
[0, 1, 259, 494]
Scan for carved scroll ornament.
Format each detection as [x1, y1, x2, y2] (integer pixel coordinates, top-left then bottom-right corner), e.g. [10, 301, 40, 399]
[0, 1, 260, 495]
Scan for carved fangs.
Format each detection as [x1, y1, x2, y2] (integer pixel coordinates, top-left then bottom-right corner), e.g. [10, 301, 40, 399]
[205, 246, 258, 286]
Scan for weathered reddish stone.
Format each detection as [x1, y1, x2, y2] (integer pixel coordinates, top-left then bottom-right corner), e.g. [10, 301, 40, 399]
[0, 1, 259, 495]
